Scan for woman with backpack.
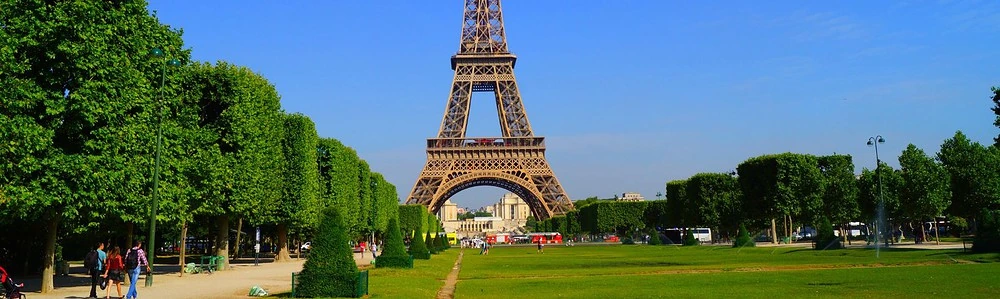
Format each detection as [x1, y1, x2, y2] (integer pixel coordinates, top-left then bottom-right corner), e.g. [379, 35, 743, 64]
[102, 246, 124, 299]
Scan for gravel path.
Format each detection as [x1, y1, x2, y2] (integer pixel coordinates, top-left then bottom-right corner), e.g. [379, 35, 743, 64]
[435, 250, 465, 299]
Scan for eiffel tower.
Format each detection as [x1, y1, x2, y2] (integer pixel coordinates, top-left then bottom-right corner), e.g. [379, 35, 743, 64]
[405, 0, 573, 220]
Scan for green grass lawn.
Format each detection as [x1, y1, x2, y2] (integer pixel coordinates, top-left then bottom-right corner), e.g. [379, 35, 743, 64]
[363, 249, 460, 298]
[453, 245, 1000, 298]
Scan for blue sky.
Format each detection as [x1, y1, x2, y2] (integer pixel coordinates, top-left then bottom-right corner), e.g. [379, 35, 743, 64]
[148, 0, 1000, 210]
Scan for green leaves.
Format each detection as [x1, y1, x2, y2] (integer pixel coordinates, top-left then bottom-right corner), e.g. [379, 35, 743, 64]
[899, 144, 951, 220]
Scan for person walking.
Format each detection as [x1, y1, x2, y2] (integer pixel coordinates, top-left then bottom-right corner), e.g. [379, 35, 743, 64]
[86, 242, 107, 298]
[102, 246, 125, 299]
[536, 238, 544, 253]
[124, 241, 151, 299]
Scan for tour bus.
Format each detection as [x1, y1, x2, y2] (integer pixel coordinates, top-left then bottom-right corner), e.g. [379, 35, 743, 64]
[663, 228, 712, 243]
[527, 232, 563, 244]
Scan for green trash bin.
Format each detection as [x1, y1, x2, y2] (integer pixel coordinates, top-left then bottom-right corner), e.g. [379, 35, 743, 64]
[355, 270, 369, 297]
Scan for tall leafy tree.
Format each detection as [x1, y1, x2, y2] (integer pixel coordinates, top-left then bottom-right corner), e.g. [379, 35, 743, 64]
[737, 153, 825, 242]
[371, 173, 399, 234]
[0, 0, 187, 291]
[274, 113, 321, 262]
[938, 131, 1000, 224]
[317, 138, 361, 238]
[665, 180, 687, 227]
[818, 155, 860, 239]
[899, 144, 951, 242]
[685, 173, 742, 237]
[357, 160, 373, 236]
[992, 85, 1000, 146]
[183, 61, 285, 268]
[858, 162, 904, 240]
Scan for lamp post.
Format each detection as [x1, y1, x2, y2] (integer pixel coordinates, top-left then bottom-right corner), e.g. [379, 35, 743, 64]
[867, 135, 886, 258]
[147, 48, 180, 287]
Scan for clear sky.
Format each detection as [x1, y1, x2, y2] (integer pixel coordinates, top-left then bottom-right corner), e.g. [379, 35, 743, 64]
[148, 0, 1000, 210]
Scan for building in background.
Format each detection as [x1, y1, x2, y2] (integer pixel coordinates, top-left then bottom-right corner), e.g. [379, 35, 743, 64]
[617, 192, 645, 202]
[441, 193, 534, 238]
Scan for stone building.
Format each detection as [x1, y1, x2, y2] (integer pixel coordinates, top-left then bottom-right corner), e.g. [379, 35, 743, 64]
[617, 192, 645, 202]
[440, 193, 534, 238]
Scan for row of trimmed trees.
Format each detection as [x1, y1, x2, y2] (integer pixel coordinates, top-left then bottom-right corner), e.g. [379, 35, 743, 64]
[540, 131, 1000, 251]
[0, 0, 401, 292]
[397, 205, 450, 260]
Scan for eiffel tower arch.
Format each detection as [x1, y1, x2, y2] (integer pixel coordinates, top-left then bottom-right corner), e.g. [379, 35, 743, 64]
[405, 0, 573, 220]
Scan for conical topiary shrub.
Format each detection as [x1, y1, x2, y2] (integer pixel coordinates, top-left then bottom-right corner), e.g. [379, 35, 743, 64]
[409, 229, 430, 259]
[814, 217, 842, 250]
[296, 208, 360, 298]
[434, 231, 446, 252]
[683, 229, 699, 246]
[647, 229, 662, 245]
[426, 231, 438, 254]
[376, 219, 413, 268]
[733, 224, 755, 248]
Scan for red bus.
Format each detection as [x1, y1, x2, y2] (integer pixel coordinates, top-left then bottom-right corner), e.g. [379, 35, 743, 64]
[528, 232, 562, 244]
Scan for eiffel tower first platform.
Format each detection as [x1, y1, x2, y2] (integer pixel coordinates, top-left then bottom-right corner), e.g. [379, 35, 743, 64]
[405, 0, 573, 220]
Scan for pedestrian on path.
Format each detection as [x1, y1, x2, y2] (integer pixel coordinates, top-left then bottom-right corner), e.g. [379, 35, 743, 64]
[124, 241, 151, 299]
[85, 242, 107, 298]
[103, 246, 125, 299]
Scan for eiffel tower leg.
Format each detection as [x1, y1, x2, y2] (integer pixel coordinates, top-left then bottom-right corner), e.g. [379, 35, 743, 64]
[437, 75, 474, 138]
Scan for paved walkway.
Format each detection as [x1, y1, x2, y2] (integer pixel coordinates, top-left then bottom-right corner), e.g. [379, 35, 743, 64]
[23, 251, 377, 299]
[435, 250, 465, 299]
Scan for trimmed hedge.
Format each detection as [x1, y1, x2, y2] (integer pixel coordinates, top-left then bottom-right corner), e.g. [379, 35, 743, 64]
[398, 205, 428, 236]
[375, 219, 413, 268]
[296, 207, 360, 298]
[974, 209, 1000, 253]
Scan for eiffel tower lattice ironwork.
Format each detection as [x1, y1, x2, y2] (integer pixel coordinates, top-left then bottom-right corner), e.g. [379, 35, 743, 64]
[405, 0, 573, 219]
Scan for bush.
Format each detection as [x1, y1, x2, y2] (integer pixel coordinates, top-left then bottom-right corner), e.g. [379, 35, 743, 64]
[622, 237, 636, 245]
[682, 229, 699, 246]
[974, 209, 1000, 253]
[425, 231, 438, 254]
[408, 229, 431, 259]
[376, 219, 413, 268]
[435, 232, 447, 251]
[733, 224, 755, 248]
[296, 208, 360, 298]
[950, 216, 968, 237]
[814, 217, 842, 250]
[647, 229, 662, 245]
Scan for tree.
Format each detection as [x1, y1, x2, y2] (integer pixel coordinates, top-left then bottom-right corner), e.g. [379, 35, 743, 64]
[665, 180, 687, 227]
[275, 113, 321, 262]
[938, 131, 1000, 227]
[357, 160, 373, 236]
[397, 205, 427, 237]
[375, 219, 413, 268]
[647, 227, 663, 245]
[408, 229, 430, 259]
[0, 0, 189, 291]
[370, 173, 399, 234]
[737, 153, 825, 243]
[296, 207, 360, 298]
[578, 202, 647, 236]
[184, 62, 285, 269]
[425, 230, 437, 254]
[317, 139, 361, 238]
[818, 155, 860, 241]
[685, 173, 742, 238]
[992, 86, 1000, 146]
[814, 216, 842, 250]
[899, 144, 951, 244]
[858, 162, 903, 243]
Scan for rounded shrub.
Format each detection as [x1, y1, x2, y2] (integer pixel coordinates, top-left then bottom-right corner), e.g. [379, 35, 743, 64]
[296, 207, 360, 298]
[375, 219, 413, 268]
[733, 224, 755, 248]
[408, 229, 431, 259]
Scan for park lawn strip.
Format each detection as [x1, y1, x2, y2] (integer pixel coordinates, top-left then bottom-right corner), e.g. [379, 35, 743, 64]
[457, 245, 1000, 280]
[455, 263, 1000, 298]
[366, 249, 461, 298]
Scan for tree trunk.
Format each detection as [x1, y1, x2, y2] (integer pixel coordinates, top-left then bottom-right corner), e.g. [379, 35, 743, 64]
[234, 218, 243, 260]
[41, 214, 60, 293]
[782, 215, 788, 243]
[179, 222, 188, 277]
[214, 215, 229, 271]
[275, 223, 292, 262]
[126, 222, 134, 249]
[788, 214, 794, 243]
[933, 218, 940, 245]
[840, 225, 848, 244]
[770, 218, 778, 244]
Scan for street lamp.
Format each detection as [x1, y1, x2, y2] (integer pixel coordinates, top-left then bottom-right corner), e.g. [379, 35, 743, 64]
[147, 48, 180, 287]
[867, 135, 886, 258]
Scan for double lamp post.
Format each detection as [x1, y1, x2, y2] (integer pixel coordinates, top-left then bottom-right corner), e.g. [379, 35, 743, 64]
[147, 48, 180, 287]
